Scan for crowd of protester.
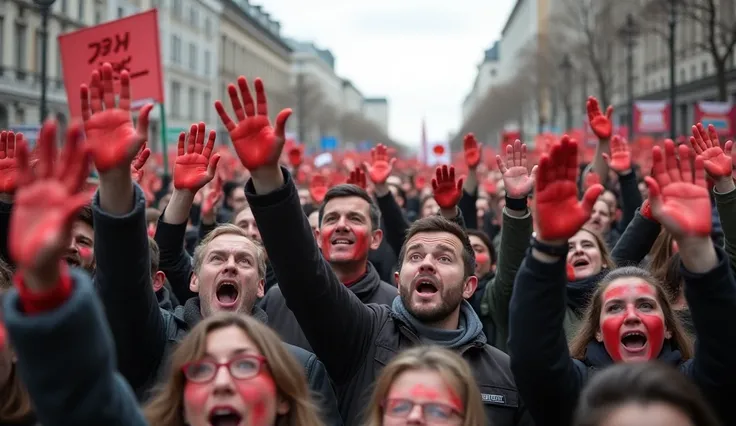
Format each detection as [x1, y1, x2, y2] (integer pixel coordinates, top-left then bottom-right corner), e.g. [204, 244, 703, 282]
[0, 62, 734, 426]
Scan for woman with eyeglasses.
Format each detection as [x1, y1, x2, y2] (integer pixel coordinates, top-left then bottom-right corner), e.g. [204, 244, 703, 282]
[362, 346, 487, 426]
[145, 312, 324, 426]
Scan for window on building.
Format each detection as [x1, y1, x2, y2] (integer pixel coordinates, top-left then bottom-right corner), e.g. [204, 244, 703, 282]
[205, 17, 212, 38]
[691, 64, 697, 79]
[16, 108, 25, 124]
[34, 29, 42, 73]
[0, 17, 5, 74]
[172, 0, 183, 19]
[189, 43, 197, 72]
[78, 0, 85, 21]
[171, 35, 181, 64]
[95, 5, 103, 24]
[204, 50, 211, 76]
[117, 7, 124, 18]
[702, 60, 708, 75]
[61, 0, 68, 15]
[188, 87, 196, 119]
[15, 23, 27, 79]
[203, 90, 211, 122]
[189, 6, 197, 28]
[171, 80, 181, 117]
[680, 68, 685, 83]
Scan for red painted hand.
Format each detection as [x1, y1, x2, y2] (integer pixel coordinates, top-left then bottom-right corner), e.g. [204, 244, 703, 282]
[10, 120, 93, 271]
[201, 173, 223, 217]
[0, 131, 23, 193]
[495, 139, 537, 199]
[309, 174, 328, 204]
[130, 142, 151, 183]
[689, 123, 732, 178]
[414, 175, 427, 191]
[534, 136, 603, 241]
[463, 133, 482, 168]
[347, 167, 367, 190]
[288, 144, 304, 168]
[80, 63, 153, 173]
[586, 96, 613, 140]
[362, 144, 396, 185]
[174, 123, 221, 192]
[215, 77, 292, 171]
[584, 172, 601, 190]
[602, 135, 632, 173]
[645, 140, 711, 238]
[432, 165, 464, 209]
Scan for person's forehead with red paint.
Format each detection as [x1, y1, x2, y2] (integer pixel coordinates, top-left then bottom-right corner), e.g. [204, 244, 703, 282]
[383, 369, 464, 425]
[182, 325, 288, 426]
[316, 191, 382, 267]
[595, 277, 671, 363]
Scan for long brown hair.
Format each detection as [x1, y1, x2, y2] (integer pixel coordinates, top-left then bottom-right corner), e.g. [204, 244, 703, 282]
[649, 230, 684, 304]
[569, 266, 693, 361]
[362, 346, 486, 426]
[144, 313, 323, 426]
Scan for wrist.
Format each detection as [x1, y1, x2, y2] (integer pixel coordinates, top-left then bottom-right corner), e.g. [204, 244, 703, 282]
[440, 207, 458, 218]
[16, 262, 73, 314]
[714, 177, 736, 193]
[505, 195, 528, 211]
[617, 168, 633, 176]
[374, 183, 390, 197]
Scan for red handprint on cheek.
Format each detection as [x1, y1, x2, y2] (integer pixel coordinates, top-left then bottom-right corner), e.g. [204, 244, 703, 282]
[215, 77, 292, 172]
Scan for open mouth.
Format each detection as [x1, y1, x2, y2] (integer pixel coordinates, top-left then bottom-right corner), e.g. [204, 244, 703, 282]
[216, 281, 240, 306]
[209, 407, 242, 426]
[331, 238, 354, 246]
[64, 255, 81, 268]
[572, 258, 590, 268]
[621, 331, 647, 351]
[414, 277, 439, 295]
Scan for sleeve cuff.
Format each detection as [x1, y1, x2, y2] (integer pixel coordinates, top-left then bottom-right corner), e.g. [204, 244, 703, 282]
[244, 166, 296, 208]
[15, 263, 73, 315]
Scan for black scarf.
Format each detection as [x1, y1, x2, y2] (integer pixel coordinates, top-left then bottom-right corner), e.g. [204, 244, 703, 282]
[566, 269, 609, 316]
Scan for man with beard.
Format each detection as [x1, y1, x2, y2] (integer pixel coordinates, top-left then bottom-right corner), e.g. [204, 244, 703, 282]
[84, 69, 340, 424]
[259, 184, 397, 351]
[222, 76, 531, 425]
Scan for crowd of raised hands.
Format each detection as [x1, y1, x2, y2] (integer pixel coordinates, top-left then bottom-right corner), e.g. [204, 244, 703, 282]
[0, 60, 734, 426]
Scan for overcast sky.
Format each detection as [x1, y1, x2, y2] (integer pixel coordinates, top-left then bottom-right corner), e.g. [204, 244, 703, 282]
[265, 0, 516, 147]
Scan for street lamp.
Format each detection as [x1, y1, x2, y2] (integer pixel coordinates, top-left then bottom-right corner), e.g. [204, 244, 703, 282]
[618, 13, 639, 138]
[668, 0, 677, 139]
[560, 53, 573, 132]
[32, 0, 56, 124]
[295, 60, 306, 144]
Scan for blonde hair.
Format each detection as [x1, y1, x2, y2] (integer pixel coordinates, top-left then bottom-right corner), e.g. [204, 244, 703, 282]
[362, 346, 486, 426]
[192, 223, 266, 279]
[144, 312, 323, 426]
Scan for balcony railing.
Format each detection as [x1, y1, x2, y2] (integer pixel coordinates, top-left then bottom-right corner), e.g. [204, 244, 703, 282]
[0, 66, 66, 94]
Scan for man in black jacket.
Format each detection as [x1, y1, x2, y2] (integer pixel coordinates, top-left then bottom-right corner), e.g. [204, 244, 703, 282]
[245, 166, 532, 425]
[259, 184, 397, 351]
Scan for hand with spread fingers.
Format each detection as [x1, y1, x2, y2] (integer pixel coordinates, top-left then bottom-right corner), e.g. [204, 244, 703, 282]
[431, 165, 464, 210]
[9, 120, 93, 276]
[130, 142, 151, 184]
[0, 131, 23, 193]
[347, 167, 367, 190]
[645, 140, 711, 239]
[496, 139, 537, 199]
[586, 96, 613, 140]
[173, 123, 221, 192]
[689, 122, 733, 180]
[463, 133, 482, 169]
[201, 172, 223, 219]
[288, 144, 304, 168]
[215, 77, 292, 173]
[362, 144, 396, 185]
[534, 136, 603, 242]
[80, 62, 153, 173]
[602, 135, 632, 174]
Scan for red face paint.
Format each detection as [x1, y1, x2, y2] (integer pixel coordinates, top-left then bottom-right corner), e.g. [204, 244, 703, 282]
[78, 246, 93, 262]
[0, 322, 6, 352]
[409, 384, 463, 412]
[601, 282, 665, 362]
[237, 373, 275, 426]
[320, 228, 370, 263]
[475, 252, 489, 267]
[183, 381, 210, 412]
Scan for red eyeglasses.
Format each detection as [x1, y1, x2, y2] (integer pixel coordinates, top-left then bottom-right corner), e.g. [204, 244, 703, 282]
[181, 354, 267, 383]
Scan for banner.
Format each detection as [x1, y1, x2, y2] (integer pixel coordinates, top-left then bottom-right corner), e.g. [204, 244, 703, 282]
[694, 102, 736, 137]
[59, 9, 164, 119]
[633, 101, 670, 134]
[425, 141, 450, 166]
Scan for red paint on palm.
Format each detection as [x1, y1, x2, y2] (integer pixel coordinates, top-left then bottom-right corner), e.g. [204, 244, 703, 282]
[79, 63, 153, 172]
[534, 136, 603, 241]
[287, 144, 303, 167]
[347, 167, 367, 190]
[0, 131, 23, 193]
[414, 175, 427, 191]
[690, 122, 732, 178]
[309, 174, 328, 204]
[214, 77, 291, 171]
[173, 123, 221, 191]
[640, 199, 654, 221]
[431, 165, 464, 209]
[463, 133, 481, 168]
[586, 96, 613, 140]
[202, 174, 223, 217]
[362, 143, 396, 184]
[645, 141, 711, 238]
[130, 142, 150, 183]
[9, 121, 93, 270]
[604, 135, 632, 173]
[583, 171, 601, 190]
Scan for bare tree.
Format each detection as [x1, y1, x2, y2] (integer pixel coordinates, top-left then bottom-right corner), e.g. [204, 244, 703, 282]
[551, 0, 618, 107]
[642, 0, 736, 101]
[340, 112, 398, 147]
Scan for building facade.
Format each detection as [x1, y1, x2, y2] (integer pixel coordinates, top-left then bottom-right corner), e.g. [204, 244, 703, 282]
[462, 42, 500, 122]
[0, 0, 105, 130]
[363, 97, 389, 135]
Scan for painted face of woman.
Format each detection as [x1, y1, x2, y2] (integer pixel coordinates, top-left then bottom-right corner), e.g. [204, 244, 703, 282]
[596, 278, 670, 362]
[182, 326, 289, 426]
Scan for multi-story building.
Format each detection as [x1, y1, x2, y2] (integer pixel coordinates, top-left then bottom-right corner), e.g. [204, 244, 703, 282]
[364, 97, 389, 135]
[217, 0, 292, 144]
[341, 79, 363, 114]
[0, 0, 106, 130]
[462, 42, 500, 123]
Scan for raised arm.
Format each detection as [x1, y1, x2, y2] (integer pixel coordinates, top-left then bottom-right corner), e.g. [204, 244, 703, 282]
[508, 136, 603, 425]
[215, 76, 376, 384]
